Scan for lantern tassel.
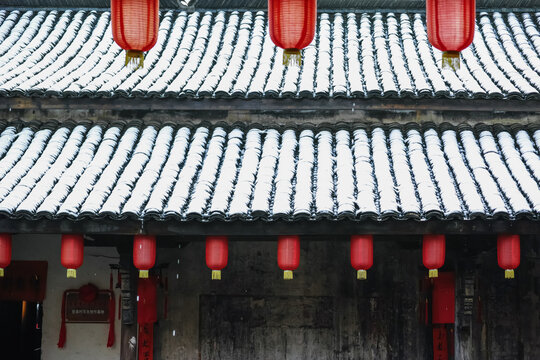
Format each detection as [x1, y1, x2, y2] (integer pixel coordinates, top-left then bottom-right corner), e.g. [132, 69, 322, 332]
[357, 269, 367, 280]
[125, 50, 144, 70]
[67, 269, 77, 278]
[505, 269, 515, 279]
[442, 51, 460, 71]
[211, 270, 221, 280]
[139, 270, 149, 278]
[283, 49, 302, 67]
[429, 269, 439, 278]
[0, 268, 3, 277]
[283, 270, 293, 280]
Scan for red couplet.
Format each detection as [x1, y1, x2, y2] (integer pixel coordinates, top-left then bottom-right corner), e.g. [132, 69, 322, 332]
[205, 236, 228, 280]
[111, 0, 159, 68]
[138, 277, 157, 324]
[0, 233, 12, 277]
[432, 272, 455, 324]
[278, 235, 300, 280]
[268, 0, 317, 65]
[61, 234, 84, 278]
[426, 0, 475, 69]
[423, 234, 445, 278]
[133, 235, 156, 278]
[497, 234, 520, 279]
[350, 235, 373, 280]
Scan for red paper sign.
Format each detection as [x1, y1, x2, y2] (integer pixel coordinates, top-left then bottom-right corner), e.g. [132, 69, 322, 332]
[138, 323, 153, 360]
[0, 261, 47, 302]
[432, 325, 449, 360]
[432, 272, 455, 324]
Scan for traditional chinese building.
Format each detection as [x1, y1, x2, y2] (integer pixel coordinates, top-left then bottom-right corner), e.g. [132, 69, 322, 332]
[0, 0, 539, 359]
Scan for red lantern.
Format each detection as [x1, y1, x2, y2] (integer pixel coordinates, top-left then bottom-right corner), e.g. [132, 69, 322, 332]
[111, 0, 159, 69]
[497, 234, 520, 279]
[278, 235, 300, 280]
[268, 0, 317, 66]
[423, 234, 445, 278]
[133, 235, 156, 278]
[206, 236, 228, 280]
[0, 233, 12, 277]
[426, 0, 475, 70]
[61, 234, 84, 278]
[350, 235, 373, 280]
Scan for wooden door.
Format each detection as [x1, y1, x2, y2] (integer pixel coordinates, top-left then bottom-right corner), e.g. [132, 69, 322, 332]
[200, 295, 335, 360]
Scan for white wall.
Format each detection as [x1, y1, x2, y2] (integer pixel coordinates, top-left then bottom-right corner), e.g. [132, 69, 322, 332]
[11, 234, 121, 360]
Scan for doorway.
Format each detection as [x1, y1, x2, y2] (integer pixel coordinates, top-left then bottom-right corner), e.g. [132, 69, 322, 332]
[0, 261, 47, 360]
[0, 300, 43, 360]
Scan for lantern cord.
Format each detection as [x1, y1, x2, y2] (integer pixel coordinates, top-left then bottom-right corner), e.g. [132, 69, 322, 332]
[283, 270, 293, 280]
[442, 51, 460, 71]
[67, 268, 77, 278]
[505, 269, 515, 279]
[125, 50, 144, 70]
[357, 269, 367, 280]
[429, 269, 439, 278]
[0, 268, 3, 277]
[211, 270, 221, 280]
[283, 49, 302, 67]
[139, 270, 149, 278]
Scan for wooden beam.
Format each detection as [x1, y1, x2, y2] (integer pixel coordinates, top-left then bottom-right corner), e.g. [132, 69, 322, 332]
[2, 97, 540, 112]
[1, 217, 539, 235]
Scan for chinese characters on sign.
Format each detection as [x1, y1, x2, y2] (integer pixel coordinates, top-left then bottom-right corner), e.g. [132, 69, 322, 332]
[138, 323, 154, 360]
[65, 291, 111, 323]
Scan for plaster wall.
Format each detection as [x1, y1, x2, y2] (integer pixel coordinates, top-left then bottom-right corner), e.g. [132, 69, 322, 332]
[11, 234, 120, 360]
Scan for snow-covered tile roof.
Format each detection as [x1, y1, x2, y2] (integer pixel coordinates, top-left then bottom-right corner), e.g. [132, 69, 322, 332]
[1, 9, 540, 100]
[0, 120, 538, 222]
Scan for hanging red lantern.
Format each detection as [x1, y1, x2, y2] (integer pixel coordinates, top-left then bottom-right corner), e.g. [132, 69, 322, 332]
[206, 236, 228, 280]
[0, 233, 12, 277]
[278, 235, 300, 280]
[423, 234, 445, 278]
[268, 0, 317, 66]
[61, 234, 84, 278]
[497, 234, 520, 279]
[111, 0, 159, 69]
[133, 235, 156, 278]
[350, 235, 373, 280]
[426, 0, 475, 70]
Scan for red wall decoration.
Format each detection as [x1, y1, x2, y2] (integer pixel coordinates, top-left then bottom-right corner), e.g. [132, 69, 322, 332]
[58, 283, 115, 348]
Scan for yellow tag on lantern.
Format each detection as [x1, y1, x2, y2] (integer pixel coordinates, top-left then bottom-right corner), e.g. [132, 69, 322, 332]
[442, 51, 460, 71]
[283, 49, 302, 67]
[212, 270, 222, 280]
[125, 50, 145, 70]
[283, 270, 293, 280]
